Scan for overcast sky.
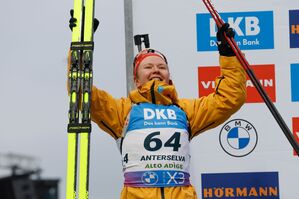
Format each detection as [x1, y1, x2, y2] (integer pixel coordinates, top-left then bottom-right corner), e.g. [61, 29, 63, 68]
[1, 0, 299, 199]
[0, 0, 126, 198]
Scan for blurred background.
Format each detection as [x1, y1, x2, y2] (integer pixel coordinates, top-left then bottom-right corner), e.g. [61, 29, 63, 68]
[0, 0, 126, 198]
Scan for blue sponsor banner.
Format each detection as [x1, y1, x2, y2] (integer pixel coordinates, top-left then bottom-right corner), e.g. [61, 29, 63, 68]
[291, 64, 299, 101]
[201, 172, 279, 198]
[289, 10, 299, 48]
[196, 11, 274, 51]
[127, 103, 188, 131]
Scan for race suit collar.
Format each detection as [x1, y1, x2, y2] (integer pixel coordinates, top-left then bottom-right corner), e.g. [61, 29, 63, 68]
[129, 79, 178, 105]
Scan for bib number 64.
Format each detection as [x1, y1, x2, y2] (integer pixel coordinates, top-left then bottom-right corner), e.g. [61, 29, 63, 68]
[144, 131, 181, 152]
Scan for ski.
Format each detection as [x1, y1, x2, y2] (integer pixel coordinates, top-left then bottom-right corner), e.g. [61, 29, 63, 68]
[66, 0, 95, 199]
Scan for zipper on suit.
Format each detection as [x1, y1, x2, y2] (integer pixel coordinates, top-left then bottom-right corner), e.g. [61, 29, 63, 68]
[160, 187, 165, 199]
[150, 82, 156, 104]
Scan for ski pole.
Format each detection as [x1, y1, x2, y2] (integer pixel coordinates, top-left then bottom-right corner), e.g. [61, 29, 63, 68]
[202, 0, 299, 156]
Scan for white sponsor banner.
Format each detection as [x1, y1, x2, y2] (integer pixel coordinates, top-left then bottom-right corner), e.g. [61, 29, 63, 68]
[131, 0, 299, 198]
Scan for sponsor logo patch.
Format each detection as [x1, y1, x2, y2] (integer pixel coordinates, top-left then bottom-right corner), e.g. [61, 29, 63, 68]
[201, 172, 279, 198]
[291, 64, 299, 101]
[293, 117, 299, 156]
[196, 11, 274, 51]
[289, 10, 299, 48]
[219, 119, 258, 157]
[198, 64, 276, 103]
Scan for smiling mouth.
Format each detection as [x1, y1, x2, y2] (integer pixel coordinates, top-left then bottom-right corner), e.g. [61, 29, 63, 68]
[150, 77, 162, 81]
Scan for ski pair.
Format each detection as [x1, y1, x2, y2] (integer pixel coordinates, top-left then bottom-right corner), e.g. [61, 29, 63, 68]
[202, 0, 299, 155]
[66, 0, 95, 199]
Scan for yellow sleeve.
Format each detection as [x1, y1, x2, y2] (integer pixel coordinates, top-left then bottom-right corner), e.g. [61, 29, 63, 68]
[179, 56, 247, 138]
[90, 86, 132, 139]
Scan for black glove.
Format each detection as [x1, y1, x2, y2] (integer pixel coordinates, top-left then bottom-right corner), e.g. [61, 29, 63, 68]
[216, 23, 235, 56]
[69, 9, 99, 32]
[69, 9, 77, 30]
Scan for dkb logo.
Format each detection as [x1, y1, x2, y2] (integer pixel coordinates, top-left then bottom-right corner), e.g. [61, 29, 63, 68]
[196, 11, 274, 51]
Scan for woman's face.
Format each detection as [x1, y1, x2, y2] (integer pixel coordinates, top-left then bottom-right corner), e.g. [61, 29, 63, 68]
[134, 56, 170, 88]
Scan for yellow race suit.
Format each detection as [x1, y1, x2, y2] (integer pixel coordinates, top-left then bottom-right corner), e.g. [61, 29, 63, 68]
[90, 56, 246, 199]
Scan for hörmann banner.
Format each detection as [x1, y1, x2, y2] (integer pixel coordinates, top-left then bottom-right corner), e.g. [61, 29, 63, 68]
[289, 10, 299, 48]
[201, 172, 279, 198]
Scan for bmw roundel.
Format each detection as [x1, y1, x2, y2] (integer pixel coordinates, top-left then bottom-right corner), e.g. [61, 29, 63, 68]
[219, 119, 258, 157]
[141, 171, 159, 185]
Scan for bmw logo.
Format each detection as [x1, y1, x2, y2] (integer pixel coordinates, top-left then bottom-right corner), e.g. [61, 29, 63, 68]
[219, 119, 258, 157]
[141, 171, 159, 185]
